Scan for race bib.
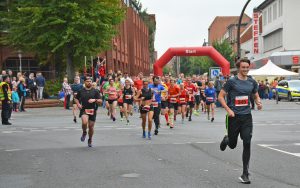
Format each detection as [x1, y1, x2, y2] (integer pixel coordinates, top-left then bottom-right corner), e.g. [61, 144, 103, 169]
[179, 98, 186, 104]
[170, 98, 177, 103]
[235, 96, 249, 107]
[85, 109, 95, 115]
[207, 97, 214, 102]
[142, 105, 151, 112]
[125, 95, 132, 99]
[152, 101, 159, 107]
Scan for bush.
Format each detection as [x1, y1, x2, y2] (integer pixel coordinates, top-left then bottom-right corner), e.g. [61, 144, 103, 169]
[44, 79, 62, 98]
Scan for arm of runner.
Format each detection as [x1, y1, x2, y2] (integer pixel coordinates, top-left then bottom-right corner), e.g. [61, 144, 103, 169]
[218, 89, 235, 117]
[253, 92, 262, 110]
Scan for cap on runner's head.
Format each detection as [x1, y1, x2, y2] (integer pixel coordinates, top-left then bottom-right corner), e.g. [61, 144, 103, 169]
[84, 76, 92, 81]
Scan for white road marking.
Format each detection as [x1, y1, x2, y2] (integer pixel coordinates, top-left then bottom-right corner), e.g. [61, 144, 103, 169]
[2, 131, 24, 134]
[258, 144, 300, 158]
[195, 142, 215, 144]
[30, 130, 47, 132]
[5, 149, 22, 152]
[294, 143, 300, 146]
[52, 129, 69, 131]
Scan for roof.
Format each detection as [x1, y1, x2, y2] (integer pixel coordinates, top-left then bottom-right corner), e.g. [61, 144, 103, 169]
[208, 14, 251, 29]
[256, 0, 275, 11]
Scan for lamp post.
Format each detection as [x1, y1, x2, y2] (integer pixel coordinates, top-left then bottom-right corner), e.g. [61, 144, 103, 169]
[237, 0, 251, 61]
[17, 50, 22, 73]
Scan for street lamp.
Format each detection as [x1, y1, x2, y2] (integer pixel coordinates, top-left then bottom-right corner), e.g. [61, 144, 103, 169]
[202, 39, 208, 47]
[17, 50, 22, 73]
[237, 0, 251, 61]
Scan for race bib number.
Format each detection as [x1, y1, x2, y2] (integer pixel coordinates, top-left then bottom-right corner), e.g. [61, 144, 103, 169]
[179, 98, 186, 104]
[235, 96, 249, 107]
[85, 109, 95, 115]
[170, 98, 177, 103]
[142, 105, 151, 112]
[152, 101, 159, 108]
[207, 97, 214, 102]
[125, 95, 132, 99]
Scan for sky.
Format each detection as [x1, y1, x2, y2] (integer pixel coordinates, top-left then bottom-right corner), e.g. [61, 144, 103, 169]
[141, 0, 265, 57]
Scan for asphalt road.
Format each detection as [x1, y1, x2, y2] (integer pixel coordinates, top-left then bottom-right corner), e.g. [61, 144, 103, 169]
[0, 100, 300, 188]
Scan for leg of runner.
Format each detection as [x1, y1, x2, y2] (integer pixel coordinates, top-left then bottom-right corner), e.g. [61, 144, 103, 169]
[87, 120, 95, 147]
[123, 103, 129, 125]
[81, 115, 88, 142]
[181, 104, 186, 124]
[141, 112, 147, 138]
[112, 101, 117, 121]
[106, 101, 110, 117]
[119, 105, 124, 122]
[207, 103, 210, 120]
[153, 105, 161, 135]
[73, 104, 78, 123]
[211, 103, 215, 122]
[169, 108, 174, 128]
[147, 111, 154, 140]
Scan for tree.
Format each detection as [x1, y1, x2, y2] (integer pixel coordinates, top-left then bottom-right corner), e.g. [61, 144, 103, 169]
[180, 40, 236, 76]
[1, 0, 125, 79]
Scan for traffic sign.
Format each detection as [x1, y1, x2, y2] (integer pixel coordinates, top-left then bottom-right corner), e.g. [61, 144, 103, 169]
[209, 67, 221, 79]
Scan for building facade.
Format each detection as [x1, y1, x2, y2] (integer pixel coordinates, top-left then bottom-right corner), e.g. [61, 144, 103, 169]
[0, 0, 154, 78]
[241, 0, 300, 72]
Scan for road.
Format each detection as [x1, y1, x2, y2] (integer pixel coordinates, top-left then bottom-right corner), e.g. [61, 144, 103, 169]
[0, 100, 299, 188]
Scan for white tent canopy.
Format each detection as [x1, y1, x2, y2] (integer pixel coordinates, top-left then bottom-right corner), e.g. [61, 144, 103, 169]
[248, 60, 299, 76]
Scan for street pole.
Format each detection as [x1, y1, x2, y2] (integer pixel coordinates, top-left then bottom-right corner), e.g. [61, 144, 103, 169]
[18, 50, 22, 73]
[237, 0, 251, 60]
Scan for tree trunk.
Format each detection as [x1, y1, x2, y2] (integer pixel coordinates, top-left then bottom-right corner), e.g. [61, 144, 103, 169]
[66, 46, 74, 81]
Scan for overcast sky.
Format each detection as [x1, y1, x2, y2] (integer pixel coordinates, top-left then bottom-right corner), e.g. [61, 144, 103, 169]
[141, 0, 265, 56]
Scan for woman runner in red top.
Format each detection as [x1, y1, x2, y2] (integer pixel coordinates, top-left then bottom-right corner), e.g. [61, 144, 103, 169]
[178, 83, 189, 124]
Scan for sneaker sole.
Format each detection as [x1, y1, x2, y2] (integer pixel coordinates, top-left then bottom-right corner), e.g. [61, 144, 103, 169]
[239, 177, 251, 184]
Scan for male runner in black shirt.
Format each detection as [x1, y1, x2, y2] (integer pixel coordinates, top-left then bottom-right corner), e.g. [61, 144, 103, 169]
[218, 58, 262, 184]
[75, 77, 101, 147]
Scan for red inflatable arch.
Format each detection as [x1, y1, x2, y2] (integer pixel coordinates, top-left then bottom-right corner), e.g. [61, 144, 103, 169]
[153, 46, 230, 76]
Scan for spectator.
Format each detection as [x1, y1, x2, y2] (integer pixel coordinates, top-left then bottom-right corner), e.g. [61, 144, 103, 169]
[28, 73, 38, 101]
[12, 86, 20, 112]
[62, 77, 72, 110]
[36, 72, 45, 100]
[17, 77, 27, 112]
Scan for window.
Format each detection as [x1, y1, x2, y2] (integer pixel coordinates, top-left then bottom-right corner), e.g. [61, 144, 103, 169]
[268, 6, 272, 23]
[263, 29, 283, 52]
[263, 10, 267, 26]
[273, 3, 277, 20]
[279, 0, 283, 17]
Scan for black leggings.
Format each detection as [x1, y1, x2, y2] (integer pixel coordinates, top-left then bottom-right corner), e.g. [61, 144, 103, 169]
[226, 114, 252, 175]
[153, 104, 161, 130]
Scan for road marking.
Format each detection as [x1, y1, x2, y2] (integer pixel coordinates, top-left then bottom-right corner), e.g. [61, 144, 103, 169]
[195, 142, 216, 144]
[52, 129, 69, 131]
[173, 143, 186, 145]
[2, 131, 24, 134]
[116, 128, 132, 130]
[258, 144, 300, 158]
[30, 130, 47, 132]
[294, 143, 300, 146]
[5, 149, 22, 152]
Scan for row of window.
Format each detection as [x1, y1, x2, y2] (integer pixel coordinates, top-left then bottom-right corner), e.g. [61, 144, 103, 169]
[263, 29, 283, 52]
[263, 0, 283, 26]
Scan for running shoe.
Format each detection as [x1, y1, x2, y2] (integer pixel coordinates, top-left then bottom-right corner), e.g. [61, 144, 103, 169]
[193, 111, 200, 116]
[73, 116, 77, 123]
[181, 119, 184, 124]
[81, 132, 87, 142]
[112, 117, 116, 122]
[170, 125, 174, 129]
[188, 117, 192, 121]
[126, 120, 129, 126]
[207, 115, 210, 120]
[186, 112, 189, 118]
[220, 135, 229, 151]
[148, 132, 151, 140]
[166, 123, 170, 126]
[120, 118, 124, 122]
[239, 174, 251, 184]
[154, 129, 158, 135]
[211, 118, 214, 122]
[142, 131, 146, 138]
[88, 139, 92, 147]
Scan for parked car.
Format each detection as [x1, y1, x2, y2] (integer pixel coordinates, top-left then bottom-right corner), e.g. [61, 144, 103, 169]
[276, 80, 300, 101]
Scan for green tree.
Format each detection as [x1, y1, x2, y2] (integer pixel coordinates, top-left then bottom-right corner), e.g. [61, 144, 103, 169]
[180, 40, 236, 76]
[1, 0, 125, 79]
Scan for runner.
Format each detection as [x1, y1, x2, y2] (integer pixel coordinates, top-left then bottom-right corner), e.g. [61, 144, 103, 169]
[218, 58, 262, 184]
[114, 76, 124, 121]
[135, 79, 154, 140]
[160, 77, 169, 126]
[185, 77, 197, 121]
[148, 76, 165, 135]
[167, 79, 180, 128]
[204, 81, 216, 122]
[123, 79, 135, 125]
[178, 83, 188, 124]
[71, 76, 83, 123]
[192, 75, 201, 116]
[105, 79, 118, 122]
[200, 79, 207, 113]
[75, 76, 102, 147]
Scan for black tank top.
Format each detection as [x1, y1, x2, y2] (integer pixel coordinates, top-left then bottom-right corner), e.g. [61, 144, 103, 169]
[123, 86, 133, 98]
[141, 88, 152, 100]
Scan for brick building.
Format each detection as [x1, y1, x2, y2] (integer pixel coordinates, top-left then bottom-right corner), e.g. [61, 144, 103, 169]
[208, 14, 251, 53]
[101, 3, 153, 76]
[0, 0, 154, 78]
